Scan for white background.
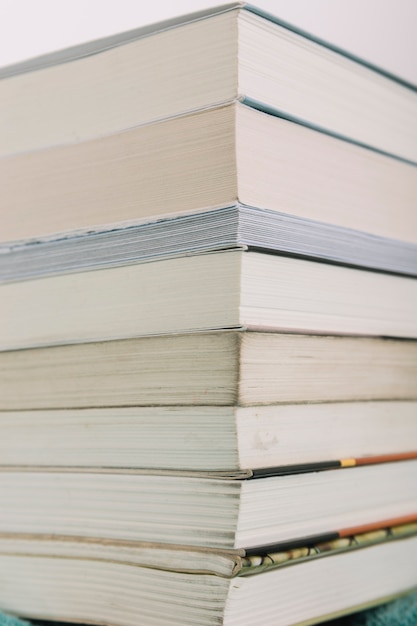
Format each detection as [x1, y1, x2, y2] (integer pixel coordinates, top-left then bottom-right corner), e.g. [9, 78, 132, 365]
[0, 0, 416, 85]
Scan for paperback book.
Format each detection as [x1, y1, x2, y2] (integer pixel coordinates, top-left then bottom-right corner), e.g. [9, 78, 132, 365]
[1, 331, 416, 410]
[0, 522, 416, 626]
[1, 250, 417, 351]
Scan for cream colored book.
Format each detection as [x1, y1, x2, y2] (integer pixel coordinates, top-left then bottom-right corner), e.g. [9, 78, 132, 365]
[0, 460, 417, 549]
[0, 528, 416, 626]
[1, 331, 416, 410]
[1, 250, 417, 352]
[1, 103, 416, 245]
[1, 401, 416, 471]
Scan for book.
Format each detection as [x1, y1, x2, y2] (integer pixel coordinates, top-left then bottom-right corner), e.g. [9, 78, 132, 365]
[0, 523, 416, 626]
[1, 401, 416, 471]
[1, 103, 416, 245]
[1, 460, 417, 549]
[1, 4, 416, 161]
[2, 250, 417, 351]
[1, 331, 416, 410]
[2, 206, 416, 283]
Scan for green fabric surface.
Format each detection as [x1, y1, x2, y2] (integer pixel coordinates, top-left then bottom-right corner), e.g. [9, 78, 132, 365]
[324, 590, 417, 625]
[0, 613, 30, 626]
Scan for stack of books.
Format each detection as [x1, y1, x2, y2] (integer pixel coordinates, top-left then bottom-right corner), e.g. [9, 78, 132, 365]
[0, 4, 416, 625]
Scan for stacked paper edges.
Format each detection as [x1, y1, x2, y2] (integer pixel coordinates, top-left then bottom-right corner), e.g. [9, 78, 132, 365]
[0, 4, 416, 626]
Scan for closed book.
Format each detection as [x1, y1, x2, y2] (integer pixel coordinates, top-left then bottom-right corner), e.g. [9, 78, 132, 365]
[1, 460, 417, 549]
[2, 206, 416, 282]
[1, 402, 415, 471]
[0, 523, 416, 626]
[1, 331, 416, 410]
[1, 103, 416, 245]
[2, 250, 417, 351]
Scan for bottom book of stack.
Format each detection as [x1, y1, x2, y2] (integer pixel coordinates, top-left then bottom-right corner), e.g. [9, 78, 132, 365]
[0, 520, 416, 626]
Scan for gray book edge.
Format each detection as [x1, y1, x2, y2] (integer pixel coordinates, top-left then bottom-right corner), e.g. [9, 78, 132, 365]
[1, 205, 415, 283]
[1, 2, 415, 93]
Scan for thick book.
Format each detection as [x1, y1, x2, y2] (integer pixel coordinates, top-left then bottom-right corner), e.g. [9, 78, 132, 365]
[1, 3, 416, 161]
[2, 250, 417, 351]
[1, 401, 416, 471]
[1, 331, 416, 410]
[0, 523, 416, 626]
[2, 206, 416, 282]
[1, 103, 416, 245]
[0, 460, 417, 549]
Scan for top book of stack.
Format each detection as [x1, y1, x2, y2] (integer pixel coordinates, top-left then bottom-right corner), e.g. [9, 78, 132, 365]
[2, 2, 417, 160]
